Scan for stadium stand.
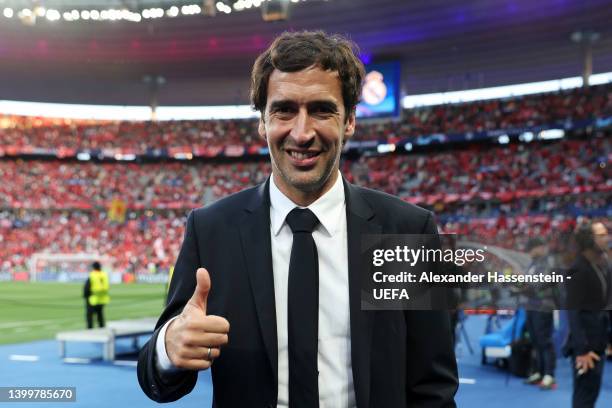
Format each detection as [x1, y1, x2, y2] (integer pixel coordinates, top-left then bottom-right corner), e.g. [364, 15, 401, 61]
[0, 83, 610, 151]
[0, 86, 610, 278]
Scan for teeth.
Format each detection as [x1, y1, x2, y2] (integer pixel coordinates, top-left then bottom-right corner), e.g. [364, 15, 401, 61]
[290, 151, 317, 160]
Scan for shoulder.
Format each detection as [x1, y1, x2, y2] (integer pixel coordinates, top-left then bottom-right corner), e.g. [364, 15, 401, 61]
[189, 184, 261, 228]
[349, 184, 435, 233]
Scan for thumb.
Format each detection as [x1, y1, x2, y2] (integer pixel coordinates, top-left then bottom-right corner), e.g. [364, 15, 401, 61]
[187, 267, 210, 314]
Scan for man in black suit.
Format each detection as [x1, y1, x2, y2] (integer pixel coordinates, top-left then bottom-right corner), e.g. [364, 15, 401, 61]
[564, 221, 610, 408]
[137, 31, 458, 407]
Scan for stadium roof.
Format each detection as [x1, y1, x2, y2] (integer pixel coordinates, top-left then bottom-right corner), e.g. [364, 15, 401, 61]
[0, 0, 611, 105]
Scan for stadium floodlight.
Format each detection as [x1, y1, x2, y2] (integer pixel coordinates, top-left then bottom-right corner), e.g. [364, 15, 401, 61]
[46, 9, 61, 21]
[18, 8, 36, 25]
[129, 11, 142, 22]
[90, 10, 100, 20]
[590, 72, 612, 85]
[538, 129, 565, 140]
[34, 6, 46, 17]
[3, 8, 13, 18]
[181, 4, 202, 15]
[71, 10, 79, 20]
[377, 143, 396, 154]
[519, 132, 535, 143]
[115, 153, 137, 161]
[166, 6, 179, 17]
[146, 8, 164, 18]
[497, 135, 510, 144]
[81, 10, 90, 20]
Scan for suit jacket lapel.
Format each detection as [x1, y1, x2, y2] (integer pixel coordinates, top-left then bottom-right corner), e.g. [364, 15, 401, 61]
[239, 179, 278, 385]
[344, 179, 382, 408]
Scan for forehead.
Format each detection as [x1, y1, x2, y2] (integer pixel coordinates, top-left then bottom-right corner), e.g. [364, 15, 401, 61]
[266, 66, 343, 106]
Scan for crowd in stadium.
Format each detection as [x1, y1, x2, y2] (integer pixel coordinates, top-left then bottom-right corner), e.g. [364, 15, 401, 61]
[0, 210, 185, 276]
[1, 82, 611, 152]
[0, 160, 269, 209]
[1, 204, 606, 276]
[1, 137, 608, 210]
[1, 82, 610, 276]
[353, 82, 612, 141]
[0, 135, 609, 275]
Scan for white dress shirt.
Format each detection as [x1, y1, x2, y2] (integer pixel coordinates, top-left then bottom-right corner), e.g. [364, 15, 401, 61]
[270, 172, 355, 408]
[156, 171, 355, 408]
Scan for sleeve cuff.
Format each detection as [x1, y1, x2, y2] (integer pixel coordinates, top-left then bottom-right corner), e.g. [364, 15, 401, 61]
[155, 316, 181, 373]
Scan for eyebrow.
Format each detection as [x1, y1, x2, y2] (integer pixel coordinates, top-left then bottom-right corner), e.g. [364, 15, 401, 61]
[268, 99, 339, 113]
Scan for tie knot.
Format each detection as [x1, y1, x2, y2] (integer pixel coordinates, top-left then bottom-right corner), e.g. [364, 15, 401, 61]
[286, 208, 319, 233]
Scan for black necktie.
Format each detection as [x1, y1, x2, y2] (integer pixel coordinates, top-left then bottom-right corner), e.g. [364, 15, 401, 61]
[286, 208, 320, 408]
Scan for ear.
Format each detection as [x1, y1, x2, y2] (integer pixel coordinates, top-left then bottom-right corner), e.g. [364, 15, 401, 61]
[258, 116, 266, 140]
[344, 109, 356, 140]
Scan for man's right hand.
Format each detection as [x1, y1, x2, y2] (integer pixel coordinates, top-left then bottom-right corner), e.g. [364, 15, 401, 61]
[575, 351, 600, 375]
[165, 267, 230, 370]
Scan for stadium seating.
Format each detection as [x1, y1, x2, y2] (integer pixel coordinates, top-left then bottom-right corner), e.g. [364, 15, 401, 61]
[1, 86, 610, 277]
[1, 83, 610, 151]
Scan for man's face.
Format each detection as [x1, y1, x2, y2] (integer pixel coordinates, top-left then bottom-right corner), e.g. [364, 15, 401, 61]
[258, 66, 355, 203]
[592, 222, 609, 252]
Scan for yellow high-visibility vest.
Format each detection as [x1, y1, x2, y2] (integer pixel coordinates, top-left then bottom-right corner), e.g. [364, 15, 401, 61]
[88, 270, 110, 306]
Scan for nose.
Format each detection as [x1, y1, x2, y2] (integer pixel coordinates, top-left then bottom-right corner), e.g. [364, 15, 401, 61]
[289, 107, 315, 145]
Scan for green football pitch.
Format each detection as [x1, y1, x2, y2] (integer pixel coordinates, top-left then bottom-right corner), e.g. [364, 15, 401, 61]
[0, 282, 166, 345]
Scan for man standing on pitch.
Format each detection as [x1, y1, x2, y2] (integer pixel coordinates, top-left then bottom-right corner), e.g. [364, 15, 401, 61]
[138, 31, 458, 407]
[84, 261, 110, 329]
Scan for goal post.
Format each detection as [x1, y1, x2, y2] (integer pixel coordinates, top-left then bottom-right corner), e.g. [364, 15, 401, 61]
[29, 253, 113, 283]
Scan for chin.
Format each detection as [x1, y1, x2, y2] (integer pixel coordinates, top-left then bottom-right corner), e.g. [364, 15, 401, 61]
[288, 176, 325, 193]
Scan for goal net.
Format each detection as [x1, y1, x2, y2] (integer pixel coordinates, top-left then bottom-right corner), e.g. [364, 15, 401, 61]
[29, 253, 113, 283]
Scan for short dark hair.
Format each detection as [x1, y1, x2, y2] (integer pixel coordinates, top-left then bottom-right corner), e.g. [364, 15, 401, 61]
[92, 261, 101, 271]
[250, 30, 365, 121]
[574, 222, 595, 252]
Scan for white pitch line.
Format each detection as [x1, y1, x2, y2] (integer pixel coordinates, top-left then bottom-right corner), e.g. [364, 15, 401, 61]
[459, 378, 476, 384]
[63, 357, 92, 364]
[9, 354, 40, 362]
[0, 319, 57, 329]
[113, 360, 138, 367]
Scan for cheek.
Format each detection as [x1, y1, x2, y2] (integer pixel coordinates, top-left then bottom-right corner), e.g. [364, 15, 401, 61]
[266, 121, 291, 142]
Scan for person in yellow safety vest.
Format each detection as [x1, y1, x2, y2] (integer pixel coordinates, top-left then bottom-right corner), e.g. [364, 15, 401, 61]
[83, 261, 110, 329]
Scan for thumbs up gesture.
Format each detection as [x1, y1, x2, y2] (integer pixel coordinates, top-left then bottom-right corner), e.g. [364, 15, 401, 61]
[165, 268, 230, 370]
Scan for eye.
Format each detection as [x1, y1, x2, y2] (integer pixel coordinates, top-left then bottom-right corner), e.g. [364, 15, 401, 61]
[310, 104, 338, 117]
[270, 105, 296, 118]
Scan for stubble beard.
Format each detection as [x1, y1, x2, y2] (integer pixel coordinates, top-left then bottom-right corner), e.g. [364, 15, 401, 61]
[272, 147, 340, 195]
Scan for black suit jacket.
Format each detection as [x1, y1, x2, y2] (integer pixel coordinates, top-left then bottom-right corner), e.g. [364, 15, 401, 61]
[563, 254, 610, 356]
[137, 178, 458, 407]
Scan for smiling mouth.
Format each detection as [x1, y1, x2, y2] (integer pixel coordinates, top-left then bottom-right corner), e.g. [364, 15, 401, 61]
[285, 149, 321, 166]
[288, 150, 320, 160]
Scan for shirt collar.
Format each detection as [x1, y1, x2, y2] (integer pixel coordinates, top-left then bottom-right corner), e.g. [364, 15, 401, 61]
[269, 171, 345, 237]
